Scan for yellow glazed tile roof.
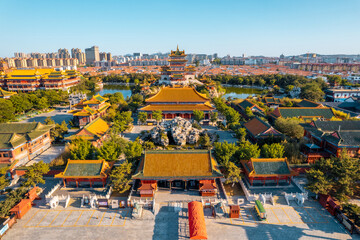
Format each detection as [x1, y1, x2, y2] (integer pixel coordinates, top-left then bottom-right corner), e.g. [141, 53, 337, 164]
[8, 69, 53, 76]
[146, 87, 209, 103]
[143, 151, 212, 177]
[72, 106, 97, 116]
[84, 118, 109, 137]
[140, 102, 215, 112]
[83, 94, 108, 105]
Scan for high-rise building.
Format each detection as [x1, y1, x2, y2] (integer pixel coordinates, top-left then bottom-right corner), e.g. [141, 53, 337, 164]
[14, 52, 27, 58]
[58, 49, 71, 59]
[85, 46, 100, 65]
[26, 58, 38, 67]
[14, 58, 27, 68]
[46, 53, 57, 58]
[71, 48, 86, 65]
[107, 53, 112, 61]
[99, 52, 107, 61]
[30, 53, 46, 59]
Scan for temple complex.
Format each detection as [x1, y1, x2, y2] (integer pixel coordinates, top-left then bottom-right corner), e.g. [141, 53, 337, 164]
[139, 86, 215, 120]
[132, 150, 223, 197]
[0, 68, 81, 92]
[159, 46, 196, 85]
[70, 94, 110, 127]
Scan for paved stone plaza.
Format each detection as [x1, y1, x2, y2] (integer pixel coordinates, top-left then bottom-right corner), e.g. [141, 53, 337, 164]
[3, 193, 359, 240]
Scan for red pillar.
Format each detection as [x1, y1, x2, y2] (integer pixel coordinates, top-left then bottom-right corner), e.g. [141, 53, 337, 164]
[63, 179, 66, 187]
[263, 178, 266, 186]
[76, 179, 78, 188]
[102, 179, 105, 188]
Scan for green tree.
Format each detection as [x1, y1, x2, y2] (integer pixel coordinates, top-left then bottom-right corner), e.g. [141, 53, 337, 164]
[69, 138, 95, 160]
[138, 112, 148, 125]
[327, 75, 342, 86]
[44, 116, 55, 125]
[300, 84, 324, 102]
[285, 85, 294, 93]
[113, 111, 133, 136]
[193, 110, 205, 123]
[143, 141, 156, 150]
[236, 141, 260, 161]
[35, 97, 49, 110]
[0, 99, 15, 123]
[23, 161, 50, 187]
[97, 141, 122, 161]
[198, 134, 211, 149]
[0, 167, 9, 190]
[128, 94, 144, 111]
[213, 141, 239, 166]
[245, 107, 254, 118]
[224, 162, 241, 187]
[224, 108, 240, 126]
[234, 127, 247, 142]
[0, 187, 27, 217]
[10, 94, 32, 114]
[210, 111, 218, 123]
[275, 118, 304, 139]
[152, 110, 163, 125]
[124, 141, 143, 162]
[49, 120, 68, 141]
[110, 161, 133, 193]
[306, 151, 360, 202]
[261, 143, 285, 158]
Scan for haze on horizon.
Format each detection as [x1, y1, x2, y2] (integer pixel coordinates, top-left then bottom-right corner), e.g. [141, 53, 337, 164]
[1, 0, 360, 58]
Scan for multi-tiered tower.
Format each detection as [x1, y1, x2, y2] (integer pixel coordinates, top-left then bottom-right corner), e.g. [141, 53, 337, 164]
[159, 46, 195, 85]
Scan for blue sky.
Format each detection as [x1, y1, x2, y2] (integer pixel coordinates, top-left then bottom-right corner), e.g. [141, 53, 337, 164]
[1, 0, 360, 57]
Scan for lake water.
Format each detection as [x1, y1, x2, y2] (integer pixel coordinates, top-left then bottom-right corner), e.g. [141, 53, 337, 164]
[223, 86, 263, 99]
[89, 84, 263, 100]
[89, 85, 132, 99]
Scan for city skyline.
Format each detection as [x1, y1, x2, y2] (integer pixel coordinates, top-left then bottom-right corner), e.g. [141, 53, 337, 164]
[1, 0, 360, 58]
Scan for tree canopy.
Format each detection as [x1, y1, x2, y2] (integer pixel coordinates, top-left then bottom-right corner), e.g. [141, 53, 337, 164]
[69, 138, 95, 160]
[110, 161, 133, 193]
[138, 112, 148, 125]
[261, 143, 285, 158]
[193, 110, 205, 123]
[275, 117, 304, 139]
[306, 151, 360, 202]
[213, 141, 238, 166]
[23, 161, 50, 187]
[152, 110, 163, 124]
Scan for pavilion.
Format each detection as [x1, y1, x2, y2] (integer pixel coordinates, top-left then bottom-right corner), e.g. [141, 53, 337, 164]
[70, 94, 110, 127]
[139, 87, 215, 120]
[241, 158, 297, 186]
[55, 159, 112, 188]
[132, 150, 223, 197]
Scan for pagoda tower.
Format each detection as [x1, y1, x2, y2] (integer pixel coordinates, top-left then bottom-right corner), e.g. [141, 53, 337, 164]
[160, 46, 195, 85]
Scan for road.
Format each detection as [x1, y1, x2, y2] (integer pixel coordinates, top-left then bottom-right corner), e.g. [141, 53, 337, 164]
[26, 146, 65, 166]
[203, 126, 238, 143]
[21, 107, 73, 125]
